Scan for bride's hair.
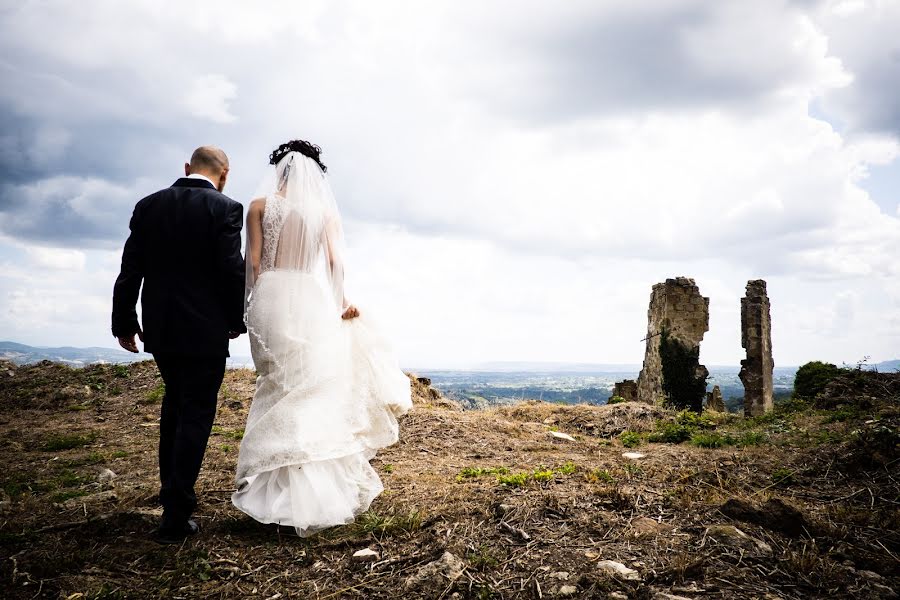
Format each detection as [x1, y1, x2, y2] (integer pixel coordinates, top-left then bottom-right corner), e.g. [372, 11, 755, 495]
[269, 140, 327, 173]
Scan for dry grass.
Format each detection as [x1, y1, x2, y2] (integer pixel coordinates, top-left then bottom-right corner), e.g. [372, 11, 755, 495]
[0, 361, 897, 599]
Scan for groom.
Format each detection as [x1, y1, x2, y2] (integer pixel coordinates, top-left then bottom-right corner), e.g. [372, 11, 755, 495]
[112, 146, 246, 543]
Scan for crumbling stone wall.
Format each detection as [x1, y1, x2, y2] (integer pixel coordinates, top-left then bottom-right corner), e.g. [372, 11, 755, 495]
[739, 280, 774, 416]
[706, 385, 725, 412]
[636, 277, 709, 406]
[612, 379, 638, 402]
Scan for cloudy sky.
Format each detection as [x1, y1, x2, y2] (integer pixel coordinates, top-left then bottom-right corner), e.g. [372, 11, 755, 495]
[1, 0, 898, 368]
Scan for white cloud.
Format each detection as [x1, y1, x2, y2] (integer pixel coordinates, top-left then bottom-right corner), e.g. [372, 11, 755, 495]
[184, 74, 238, 124]
[0, 0, 898, 366]
[27, 246, 86, 271]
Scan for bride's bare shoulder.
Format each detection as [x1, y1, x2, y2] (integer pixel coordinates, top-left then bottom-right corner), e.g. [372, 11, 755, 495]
[248, 197, 267, 213]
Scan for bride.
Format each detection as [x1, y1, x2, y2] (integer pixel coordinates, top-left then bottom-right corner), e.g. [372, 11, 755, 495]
[232, 139, 412, 536]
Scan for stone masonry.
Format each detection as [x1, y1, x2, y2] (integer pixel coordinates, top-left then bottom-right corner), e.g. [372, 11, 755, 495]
[636, 277, 710, 405]
[739, 280, 774, 416]
[612, 379, 638, 402]
[706, 385, 725, 412]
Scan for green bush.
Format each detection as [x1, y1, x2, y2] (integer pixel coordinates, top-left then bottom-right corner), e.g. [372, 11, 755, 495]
[619, 431, 642, 448]
[793, 361, 844, 399]
[607, 395, 626, 405]
[691, 432, 730, 448]
[648, 421, 694, 443]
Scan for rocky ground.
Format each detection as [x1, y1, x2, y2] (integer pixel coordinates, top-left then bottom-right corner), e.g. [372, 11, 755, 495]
[0, 360, 898, 599]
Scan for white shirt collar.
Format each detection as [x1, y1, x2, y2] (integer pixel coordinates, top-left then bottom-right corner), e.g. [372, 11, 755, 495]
[185, 173, 216, 187]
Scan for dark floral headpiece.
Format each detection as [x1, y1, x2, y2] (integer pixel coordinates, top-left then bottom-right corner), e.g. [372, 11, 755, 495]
[269, 139, 327, 173]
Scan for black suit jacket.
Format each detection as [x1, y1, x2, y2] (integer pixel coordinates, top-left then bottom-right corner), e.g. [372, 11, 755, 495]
[111, 178, 246, 357]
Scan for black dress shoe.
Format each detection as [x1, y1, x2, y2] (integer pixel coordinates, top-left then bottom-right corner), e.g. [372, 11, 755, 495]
[155, 518, 200, 544]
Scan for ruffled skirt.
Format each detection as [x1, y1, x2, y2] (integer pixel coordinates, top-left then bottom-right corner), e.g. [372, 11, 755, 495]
[232, 270, 411, 535]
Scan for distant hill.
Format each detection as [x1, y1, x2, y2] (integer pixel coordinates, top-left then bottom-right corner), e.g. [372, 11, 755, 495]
[0, 341, 252, 368]
[0, 341, 148, 366]
[873, 359, 900, 372]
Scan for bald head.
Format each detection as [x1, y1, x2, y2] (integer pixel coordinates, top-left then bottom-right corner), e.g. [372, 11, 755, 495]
[185, 145, 229, 192]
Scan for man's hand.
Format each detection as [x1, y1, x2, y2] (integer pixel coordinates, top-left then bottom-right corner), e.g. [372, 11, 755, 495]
[341, 305, 360, 320]
[117, 330, 143, 353]
[228, 331, 242, 339]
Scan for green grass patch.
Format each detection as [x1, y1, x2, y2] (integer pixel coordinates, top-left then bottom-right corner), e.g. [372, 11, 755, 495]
[556, 461, 577, 475]
[690, 432, 730, 448]
[63, 451, 106, 467]
[67, 404, 90, 411]
[496, 472, 530, 487]
[456, 466, 510, 482]
[607, 395, 626, 405]
[732, 431, 767, 447]
[531, 468, 555, 483]
[648, 420, 694, 443]
[141, 383, 165, 404]
[355, 510, 422, 536]
[110, 450, 128, 459]
[42, 432, 97, 452]
[823, 405, 861, 423]
[382, 464, 394, 473]
[619, 431, 642, 448]
[586, 468, 615, 483]
[50, 489, 89, 503]
[467, 544, 500, 570]
[772, 467, 795, 486]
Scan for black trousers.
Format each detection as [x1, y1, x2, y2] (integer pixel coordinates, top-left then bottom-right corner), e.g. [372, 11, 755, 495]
[153, 353, 226, 526]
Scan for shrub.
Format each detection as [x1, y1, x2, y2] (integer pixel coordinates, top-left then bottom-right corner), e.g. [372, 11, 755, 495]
[648, 421, 694, 443]
[619, 431, 642, 448]
[793, 361, 844, 399]
[691, 432, 730, 448]
[607, 395, 626, 405]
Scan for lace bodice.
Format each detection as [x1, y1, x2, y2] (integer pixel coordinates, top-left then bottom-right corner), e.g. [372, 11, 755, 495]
[259, 195, 286, 274]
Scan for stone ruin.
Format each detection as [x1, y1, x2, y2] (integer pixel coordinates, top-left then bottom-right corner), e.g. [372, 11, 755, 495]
[739, 280, 774, 416]
[706, 385, 725, 412]
[611, 379, 638, 402]
[636, 277, 709, 407]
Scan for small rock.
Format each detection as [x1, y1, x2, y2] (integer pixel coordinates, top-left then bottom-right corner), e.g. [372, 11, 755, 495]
[858, 570, 884, 582]
[608, 592, 629, 600]
[622, 452, 645, 460]
[98, 468, 117, 482]
[558, 585, 577, 596]
[543, 417, 558, 425]
[705, 524, 773, 557]
[404, 551, 466, 589]
[550, 571, 570, 580]
[597, 560, 640, 581]
[352, 548, 379, 562]
[630, 516, 672, 538]
[584, 550, 600, 559]
[548, 430, 577, 442]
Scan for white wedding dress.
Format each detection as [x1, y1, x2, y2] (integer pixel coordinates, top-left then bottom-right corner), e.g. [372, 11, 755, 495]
[232, 152, 412, 536]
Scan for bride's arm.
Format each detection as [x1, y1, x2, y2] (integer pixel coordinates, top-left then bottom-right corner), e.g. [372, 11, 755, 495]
[246, 199, 265, 281]
[323, 214, 358, 318]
